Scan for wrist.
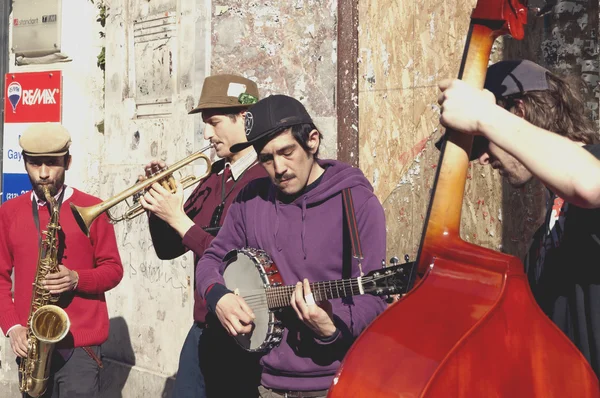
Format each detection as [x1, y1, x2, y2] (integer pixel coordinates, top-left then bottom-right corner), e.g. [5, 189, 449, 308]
[72, 270, 79, 290]
[170, 213, 195, 238]
[317, 323, 338, 338]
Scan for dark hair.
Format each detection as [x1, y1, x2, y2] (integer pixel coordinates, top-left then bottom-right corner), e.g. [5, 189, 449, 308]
[223, 107, 248, 122]
[497, 73, 599, 145]
[254, 123, 323, 158]
[291, 123, 323, 158]
[202, 106, 248, 122]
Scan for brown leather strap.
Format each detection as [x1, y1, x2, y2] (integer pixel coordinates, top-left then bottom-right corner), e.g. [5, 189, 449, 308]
[82, 346, 103, 369]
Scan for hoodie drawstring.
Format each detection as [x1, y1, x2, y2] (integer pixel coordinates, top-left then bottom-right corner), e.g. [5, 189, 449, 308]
[301, 196, 307, 259]
[274, 198, 281, 251]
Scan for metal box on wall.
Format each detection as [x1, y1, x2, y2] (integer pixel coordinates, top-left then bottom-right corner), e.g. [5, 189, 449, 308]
[12, 0, 62, 57]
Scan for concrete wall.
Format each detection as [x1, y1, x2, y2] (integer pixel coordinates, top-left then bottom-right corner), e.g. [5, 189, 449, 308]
[100, 0, 338, 397]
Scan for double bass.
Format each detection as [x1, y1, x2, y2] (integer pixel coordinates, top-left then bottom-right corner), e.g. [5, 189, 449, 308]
[328, 0, 600, 396]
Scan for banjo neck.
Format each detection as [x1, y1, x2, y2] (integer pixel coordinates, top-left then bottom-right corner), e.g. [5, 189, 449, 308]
[266, 278, 364, 309]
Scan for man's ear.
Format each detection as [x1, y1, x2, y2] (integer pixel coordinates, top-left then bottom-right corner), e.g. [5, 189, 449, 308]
[307, 129, 320, 154]
[513, 99, 526, 119]
[65, 155, 72, 170]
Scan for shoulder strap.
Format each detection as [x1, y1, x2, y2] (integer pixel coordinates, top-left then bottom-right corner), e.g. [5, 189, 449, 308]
[342, 188, 364, 277]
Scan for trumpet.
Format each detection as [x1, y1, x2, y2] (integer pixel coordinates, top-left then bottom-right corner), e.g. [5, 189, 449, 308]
[71, 147, 212, 236]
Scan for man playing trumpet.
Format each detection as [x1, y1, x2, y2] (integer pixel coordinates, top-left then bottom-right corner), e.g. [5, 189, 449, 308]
[139, 74, 266, 397]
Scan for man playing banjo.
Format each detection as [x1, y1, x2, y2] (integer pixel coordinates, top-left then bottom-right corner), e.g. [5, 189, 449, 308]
[196, 95, 388, 398]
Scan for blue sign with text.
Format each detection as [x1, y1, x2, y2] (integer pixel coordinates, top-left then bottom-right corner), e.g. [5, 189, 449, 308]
[2, 173, 31, 203]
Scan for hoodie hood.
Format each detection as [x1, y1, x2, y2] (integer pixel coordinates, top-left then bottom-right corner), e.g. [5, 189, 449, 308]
[269, 159, 374, 206]
[269, 159, 374, 259]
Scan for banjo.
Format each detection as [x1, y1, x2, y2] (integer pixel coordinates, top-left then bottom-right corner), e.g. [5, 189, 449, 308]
[222, 247, 416, 352]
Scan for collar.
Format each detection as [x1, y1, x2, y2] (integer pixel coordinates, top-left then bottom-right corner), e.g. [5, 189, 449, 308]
[219, 148, 258, 181]
[31, 185, 73, 208]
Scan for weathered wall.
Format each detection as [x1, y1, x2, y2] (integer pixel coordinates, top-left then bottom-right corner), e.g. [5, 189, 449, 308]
[358, 0, 506, 262]
[210, 0, 338, 159]
[359, 0, 599, 263]
[0, 0, 105, 394]
[101, 1, 338, 397]
[102, 0, 205, 395]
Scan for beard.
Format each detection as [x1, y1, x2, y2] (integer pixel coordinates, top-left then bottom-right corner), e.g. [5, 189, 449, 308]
[29, 177, 64, 200]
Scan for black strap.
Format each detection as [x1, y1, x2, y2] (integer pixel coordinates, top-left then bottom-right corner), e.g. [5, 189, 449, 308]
[342, 188, 364, 277]
[32, 188, 65, 248]
[202, 165, 249, 236]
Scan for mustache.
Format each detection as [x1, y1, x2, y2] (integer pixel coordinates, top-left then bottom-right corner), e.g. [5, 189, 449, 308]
[33, 181, 58, 195]
[275, 173, 295, 182]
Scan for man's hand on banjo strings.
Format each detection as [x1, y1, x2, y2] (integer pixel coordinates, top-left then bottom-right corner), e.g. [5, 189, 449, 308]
[215, 293, 255, 336]
[291, 279, 337, 338]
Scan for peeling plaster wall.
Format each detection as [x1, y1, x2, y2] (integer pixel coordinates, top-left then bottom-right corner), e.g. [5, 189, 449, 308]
[210, 0, 338, 159]
[98, 1, 338, 397]
[102, 0, 200, 396]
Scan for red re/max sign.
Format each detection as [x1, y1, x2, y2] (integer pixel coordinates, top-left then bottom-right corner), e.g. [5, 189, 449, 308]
[4, 71, 62, 123]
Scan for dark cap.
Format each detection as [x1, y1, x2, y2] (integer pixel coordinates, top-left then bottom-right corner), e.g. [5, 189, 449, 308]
[189, 74, 259, 114]
[436, 60, 551, 161]
[484, 59, 550, 99]
[19, 123, 71, 157]
[230, 95, 313, 153]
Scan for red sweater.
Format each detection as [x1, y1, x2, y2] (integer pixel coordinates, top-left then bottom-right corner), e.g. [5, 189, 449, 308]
[0, 188, 124, 347]
[148, 158, 266, 322]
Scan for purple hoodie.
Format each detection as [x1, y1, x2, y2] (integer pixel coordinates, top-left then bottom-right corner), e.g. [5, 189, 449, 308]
[196, 159, 387, 391]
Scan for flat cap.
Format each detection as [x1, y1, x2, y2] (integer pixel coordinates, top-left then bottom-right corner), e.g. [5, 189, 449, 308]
[19, 123, 71, 157]
[189, 74, 259, 114]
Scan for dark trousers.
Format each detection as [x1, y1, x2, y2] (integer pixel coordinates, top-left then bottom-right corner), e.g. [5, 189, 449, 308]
[172, 323, 207, 398]
[198, 319, 262, 398]
[21, 346, 102, 398]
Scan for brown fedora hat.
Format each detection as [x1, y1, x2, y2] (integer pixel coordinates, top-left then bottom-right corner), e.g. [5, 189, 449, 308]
[189, 74, 259, 114]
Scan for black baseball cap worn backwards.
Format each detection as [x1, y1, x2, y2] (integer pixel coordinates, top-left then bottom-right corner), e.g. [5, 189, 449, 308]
[484, 59, 551, 99]
[436, 59, 552, 160]
[230, 94, 313, 153]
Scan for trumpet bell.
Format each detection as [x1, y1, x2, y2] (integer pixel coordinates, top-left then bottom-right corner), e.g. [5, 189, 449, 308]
[70, 203, 100, 237]
[69, 149, 212, 235]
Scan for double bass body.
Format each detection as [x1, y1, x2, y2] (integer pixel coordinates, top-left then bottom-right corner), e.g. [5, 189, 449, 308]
[330, 240, 599, 396]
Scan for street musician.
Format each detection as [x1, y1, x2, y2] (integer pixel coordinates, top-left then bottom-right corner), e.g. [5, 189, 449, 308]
[0, 123, 123, 398]
[139, 74, 266, 397]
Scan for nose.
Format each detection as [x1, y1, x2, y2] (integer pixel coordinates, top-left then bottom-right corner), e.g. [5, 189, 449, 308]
[203, 125, 214, 141]
[39, 164, 50, 179]
[478, 152, 490, 166]
[273, 156, 287, 177]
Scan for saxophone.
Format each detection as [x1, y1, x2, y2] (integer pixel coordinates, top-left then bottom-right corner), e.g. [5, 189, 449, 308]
[19, 185, 71, 397]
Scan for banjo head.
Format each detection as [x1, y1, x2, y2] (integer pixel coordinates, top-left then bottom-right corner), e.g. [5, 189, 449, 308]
[222, 248, 283, 352]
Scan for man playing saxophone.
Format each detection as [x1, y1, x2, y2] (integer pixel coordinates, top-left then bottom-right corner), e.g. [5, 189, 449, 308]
[0, 123, 124, 398]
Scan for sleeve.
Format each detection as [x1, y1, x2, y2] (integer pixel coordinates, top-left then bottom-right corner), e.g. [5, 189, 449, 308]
[181, 224, 215, 259]
[75, 212, 124, 294]
[0, 208, 20, 335]
[148, 214, 187, 260]
[316, 193, 388, 346]
[196, 194, 248, 301]
[148, 196, 214, 260]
